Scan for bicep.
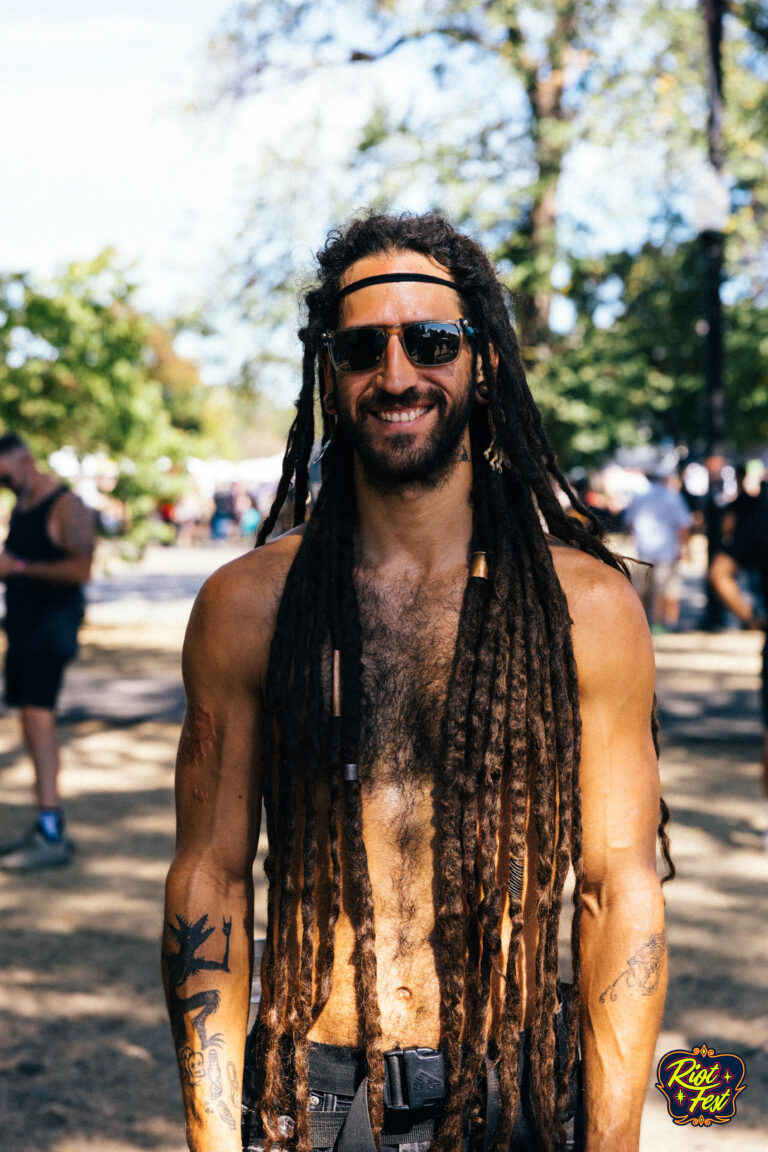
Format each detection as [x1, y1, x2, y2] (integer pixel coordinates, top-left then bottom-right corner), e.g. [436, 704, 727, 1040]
[174, 585, 266, 878]
[574, 580, 660, 892]
[58, 497, 96, 557]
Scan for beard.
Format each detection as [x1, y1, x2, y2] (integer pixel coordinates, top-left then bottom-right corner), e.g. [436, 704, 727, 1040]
[336, 381, 475, 491]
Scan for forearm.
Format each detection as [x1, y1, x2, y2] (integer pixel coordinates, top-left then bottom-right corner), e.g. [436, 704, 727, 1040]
[4, 552, 92, 585]
[162, 857, 254, 1152]
[709, 560, 752, 622]
[579, 878, 667, 1152]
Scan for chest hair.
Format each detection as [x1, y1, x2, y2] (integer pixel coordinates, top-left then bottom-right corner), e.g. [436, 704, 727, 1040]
[355, 570, 463, 787]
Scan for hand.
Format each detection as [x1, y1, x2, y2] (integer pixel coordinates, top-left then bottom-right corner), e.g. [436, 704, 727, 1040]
[746, 616, 768, 632]
[0, 551, 18, 580]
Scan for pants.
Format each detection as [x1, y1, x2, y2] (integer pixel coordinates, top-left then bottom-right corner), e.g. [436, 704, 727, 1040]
[242, 996, 584, 1151]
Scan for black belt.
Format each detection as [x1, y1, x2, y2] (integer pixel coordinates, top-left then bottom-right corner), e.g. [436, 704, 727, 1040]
[307, 1041, 446, 1149]
[305, 1043, 508, 1151]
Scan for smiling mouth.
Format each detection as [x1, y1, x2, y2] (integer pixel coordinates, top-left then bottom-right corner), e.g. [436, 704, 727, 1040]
[373, 406, 432, 425]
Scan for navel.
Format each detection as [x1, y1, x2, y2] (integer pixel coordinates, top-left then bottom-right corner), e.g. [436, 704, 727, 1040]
[395, 986, 413, 1002]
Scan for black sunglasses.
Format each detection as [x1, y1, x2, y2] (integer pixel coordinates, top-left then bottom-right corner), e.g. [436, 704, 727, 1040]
[323, 319, 477, 373]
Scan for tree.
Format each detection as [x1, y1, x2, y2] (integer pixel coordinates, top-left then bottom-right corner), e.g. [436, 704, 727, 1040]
[205, 0, 768, 458]
[0, 251, 207, 545]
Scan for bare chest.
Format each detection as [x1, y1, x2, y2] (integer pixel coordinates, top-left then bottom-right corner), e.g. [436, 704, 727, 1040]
[356, 573, 462, 789]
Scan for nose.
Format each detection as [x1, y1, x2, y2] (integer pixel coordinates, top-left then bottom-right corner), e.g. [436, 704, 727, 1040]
[376, 332, 420, 395]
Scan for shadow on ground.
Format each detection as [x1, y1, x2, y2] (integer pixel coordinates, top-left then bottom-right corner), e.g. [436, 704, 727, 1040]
[0, 702, 186, 1150]
[0, 627, 766, 1148]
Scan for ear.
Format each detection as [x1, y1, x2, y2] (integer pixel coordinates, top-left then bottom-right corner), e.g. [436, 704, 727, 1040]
[475, 342, 499, 404]
[321, 352, 337, 414]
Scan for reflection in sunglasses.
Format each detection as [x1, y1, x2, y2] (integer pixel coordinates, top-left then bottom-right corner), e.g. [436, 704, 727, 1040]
[325, 320, 476, 373]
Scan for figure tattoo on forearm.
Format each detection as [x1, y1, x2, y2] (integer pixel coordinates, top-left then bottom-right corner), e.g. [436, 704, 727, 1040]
[599, 931, 666, 1003]
[162, 911, 234, 1124]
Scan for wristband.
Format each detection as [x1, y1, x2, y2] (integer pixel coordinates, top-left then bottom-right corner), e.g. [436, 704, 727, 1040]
[12, 558, 26, 576]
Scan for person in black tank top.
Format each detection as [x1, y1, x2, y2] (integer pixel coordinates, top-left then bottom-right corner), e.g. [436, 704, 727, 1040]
[711, 516, 768, 853]
[0, 433, 96, 871]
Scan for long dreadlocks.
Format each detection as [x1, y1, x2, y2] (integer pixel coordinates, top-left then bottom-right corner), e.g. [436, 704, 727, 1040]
[253, 211, 674, 1152]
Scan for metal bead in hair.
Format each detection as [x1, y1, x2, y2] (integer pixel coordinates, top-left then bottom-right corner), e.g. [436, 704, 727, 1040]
[470, 551, 489, 580]
[332, 649, 342, 719]
[508, 856, 525, 903]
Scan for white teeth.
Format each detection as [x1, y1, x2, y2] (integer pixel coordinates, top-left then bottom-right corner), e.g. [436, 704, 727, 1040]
[377, 408, 427, 424]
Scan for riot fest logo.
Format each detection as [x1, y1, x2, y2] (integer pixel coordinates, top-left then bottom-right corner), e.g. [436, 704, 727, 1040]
[656, 1043, 747, 1127]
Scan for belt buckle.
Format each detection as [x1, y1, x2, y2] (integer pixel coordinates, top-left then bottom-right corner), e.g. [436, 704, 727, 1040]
[403, 1046, 446, 1108]
[383, 1046, 446, 1111]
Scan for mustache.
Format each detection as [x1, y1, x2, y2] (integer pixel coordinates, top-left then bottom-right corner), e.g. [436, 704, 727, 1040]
[358, 386, 446, 413]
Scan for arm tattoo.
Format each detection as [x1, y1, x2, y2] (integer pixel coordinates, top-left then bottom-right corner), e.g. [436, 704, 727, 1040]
[163, 913, 240, 1131]
[599, 931, 666, 1004]
[162, 913, 232, 1054]
[227, 1061, 241, 1107]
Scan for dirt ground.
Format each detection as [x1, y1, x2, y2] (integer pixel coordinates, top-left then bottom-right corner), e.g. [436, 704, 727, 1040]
[0, 547, 766, 1151]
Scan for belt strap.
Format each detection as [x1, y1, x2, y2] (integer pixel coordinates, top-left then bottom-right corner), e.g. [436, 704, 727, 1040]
[334, 1076, 376, 1152]
[483, 1054, 502, 1151]
[308, 1078, 439, 1150]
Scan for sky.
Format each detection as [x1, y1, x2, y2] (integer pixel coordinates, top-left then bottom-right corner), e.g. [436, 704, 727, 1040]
[0, 0, 407, 393]
[2, 0, 251, 334]
[1, 1, 694, 396]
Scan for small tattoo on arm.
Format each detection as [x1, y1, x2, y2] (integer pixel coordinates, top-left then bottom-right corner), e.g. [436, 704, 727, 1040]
[227, 1061, 241, 1107]
[599, 931, 667, 1004]
[208, 1050, 223, 1099]
[217, 1100, 236, 1129]
[179, 1044, 206, 1085]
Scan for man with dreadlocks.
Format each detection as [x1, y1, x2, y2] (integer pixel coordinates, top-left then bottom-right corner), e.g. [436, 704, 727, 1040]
[163, 212, 672, 1152]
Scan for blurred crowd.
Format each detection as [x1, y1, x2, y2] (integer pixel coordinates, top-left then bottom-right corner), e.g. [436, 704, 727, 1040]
[3, 446, 768, 636]
[564, 452, 768, 633]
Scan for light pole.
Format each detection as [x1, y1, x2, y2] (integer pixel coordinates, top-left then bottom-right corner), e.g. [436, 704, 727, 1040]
[690, 167, 729, 628]
[698, 0, 729, 628]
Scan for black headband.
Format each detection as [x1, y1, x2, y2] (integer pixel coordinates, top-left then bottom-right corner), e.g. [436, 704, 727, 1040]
[335, 272, 459, 300]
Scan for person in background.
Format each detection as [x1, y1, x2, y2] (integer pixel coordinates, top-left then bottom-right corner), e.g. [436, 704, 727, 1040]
[0, 433, 96, 870]
[624, 469, 693, 633]
[238, 494, 262, 540]
[710, 507, 768, 852]
[721, 462, 766, 544]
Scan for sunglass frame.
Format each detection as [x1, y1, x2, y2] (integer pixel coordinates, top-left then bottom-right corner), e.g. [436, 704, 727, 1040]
[323, 319, 477, 373]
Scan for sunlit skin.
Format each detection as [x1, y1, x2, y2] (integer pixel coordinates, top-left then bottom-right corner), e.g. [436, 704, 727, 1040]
[166, 250, 665, 1152]
[324, 251, 479, 501]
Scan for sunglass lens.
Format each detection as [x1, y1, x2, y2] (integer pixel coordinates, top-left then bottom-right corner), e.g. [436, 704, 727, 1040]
[403, 322, 461, 365]
[331, 328, 388, 372]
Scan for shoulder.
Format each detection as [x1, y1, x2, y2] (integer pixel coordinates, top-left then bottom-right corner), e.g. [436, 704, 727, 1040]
[183, 527, 304, 696]
[49, 487, 93, 520]
[550, 544, 654, 706]
[48, 488, 96, 548]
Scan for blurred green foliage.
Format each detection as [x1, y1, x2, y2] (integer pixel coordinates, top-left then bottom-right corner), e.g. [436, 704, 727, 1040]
[209, 0, 768, 468]
[0, 251, 205, 547]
